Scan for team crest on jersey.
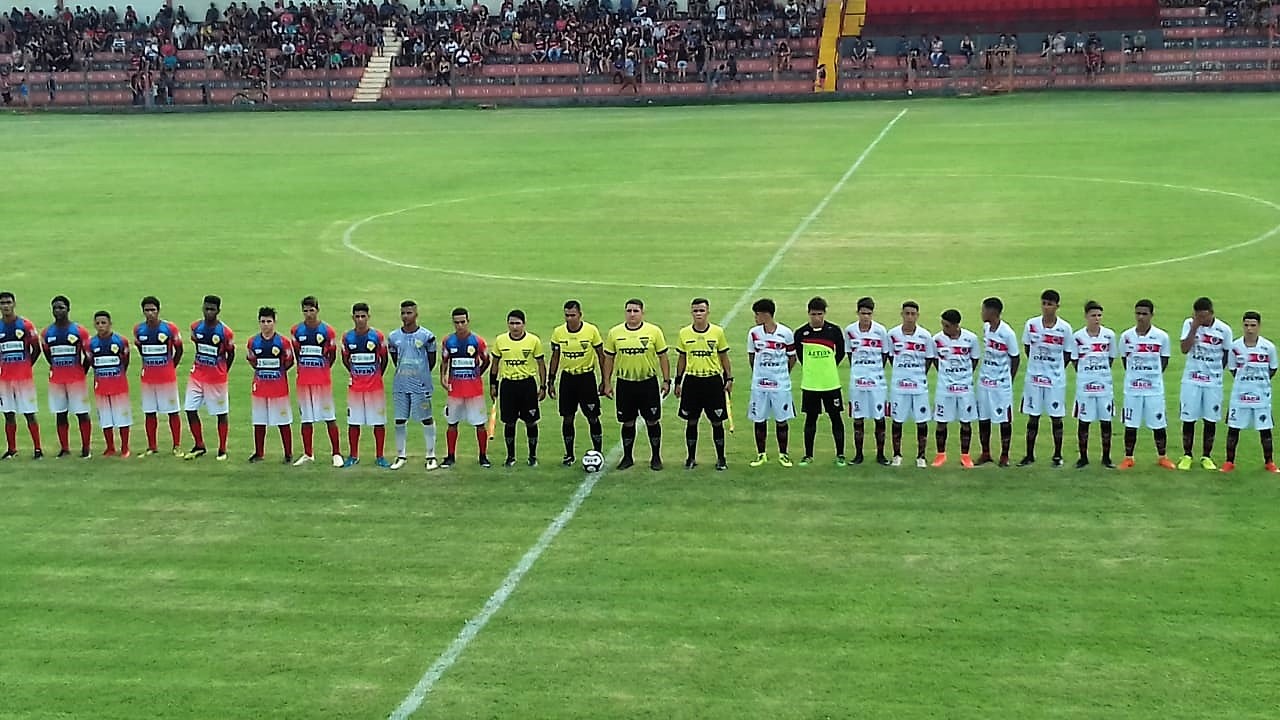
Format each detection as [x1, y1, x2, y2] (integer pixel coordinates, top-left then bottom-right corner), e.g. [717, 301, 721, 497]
[708, 340, 717, 350]
[158, 333, 167, 342]
[467, 345, 475, 356]
[14, 329, 22, 339]
[316, 334, 325, 344]
[640, 337, 649, 348]
[580, 340, 588, 349]
[212, 335, 220, 345]
[522, 349, 531, 358]
[271, 345, 280, 356]
[366, 341, 375, 351]
[68, 334, 78, 344]
[110, 344, 119, 353]
[414, 339, 423, 348]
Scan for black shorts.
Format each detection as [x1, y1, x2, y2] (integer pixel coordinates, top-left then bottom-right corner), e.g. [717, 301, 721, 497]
[678, 375, 727, 422]
[558, 372, 601, 418]
[801, 389, 844, 416]
[499, 377, 540, 424]
[616, 377, 661, 423]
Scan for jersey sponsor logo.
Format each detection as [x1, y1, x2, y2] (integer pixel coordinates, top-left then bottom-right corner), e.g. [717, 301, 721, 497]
[49, 345, 78, 357]
[854, 378, 878, 389]
[1238, 392, 1263, 404]
[1189, 371, 1211, 383]
[256, 358, 282, 369]
[196, 343, 217, 357]
[946, 384, 968, 394]
[1, 340, 25, 353]
[619, 347, 648, 356]
[1199, 333, 1224, 346]
[1134, 343, 1163, 353]
[1030, 374, 1053, 388]
[896, 379, 919, 390]
[140, 344, 168, 356]
[987, 339, 1008, 352]
[451, 357, 476, 368]
[93, 355, 121, 368]
[1129, 379, 1154, 390]
[298, 345, 324, 357]
[1082, 382, 1108, 393]
[981, 378, 1000, 388]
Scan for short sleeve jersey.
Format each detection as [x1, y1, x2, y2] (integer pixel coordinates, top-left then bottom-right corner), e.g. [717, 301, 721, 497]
[1022, 316, 1073, 390]
[491, 332, 545, 382]
[43, 322, 90, 385]
[604, 322, 668, 382]
[550, 322, 604, 376]
[248, 333, 293, 399]
[190, 320, 234, 384]
[291, 321, 337, 387]
[676, 324, 730, 378]
[0, 316, 39, 382]
[933, 329, 981, 396]
[388, 325, 437, 395]
[980, 321, 1021, 391]
[134, 320, 182, 385]
[1071, 327, 1119, 396]
[342, 328, 387, 393]
[888, 324, 935, 394]
[443, 332, 487, 398]
[1119, 326, 1171, 397]
[844, 321, 890, 391]
[746, 323, 795, 392]
[1180, 317, 1233, 386]
[1228, 337, 1278, 400]
[89, 332, 130, 397]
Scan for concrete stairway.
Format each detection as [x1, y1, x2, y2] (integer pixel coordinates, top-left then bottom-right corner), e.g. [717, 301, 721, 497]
[353, 26, 402, 103]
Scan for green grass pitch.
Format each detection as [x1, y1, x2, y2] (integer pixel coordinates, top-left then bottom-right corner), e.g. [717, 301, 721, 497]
[2, 94, 1280, 719]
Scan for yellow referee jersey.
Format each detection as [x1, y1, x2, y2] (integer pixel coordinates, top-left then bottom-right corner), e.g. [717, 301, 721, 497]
[491, 332, 544, 381]
[677, 323, 730, 377]
[550, 322, 603, 375]
[604, 322, 668, 381]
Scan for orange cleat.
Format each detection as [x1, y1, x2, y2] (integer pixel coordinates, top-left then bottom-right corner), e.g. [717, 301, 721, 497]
[931, 453, 948, 468]
[120, 448, 131, 459]
[960, 453, 975, 469]
[101, 449, 115, 457]
[1118, 457, 1136, 470]
[1156, 456, 1176, 470]
[1220, 461, 1235, 473]
[1265, 462, 1278, 473]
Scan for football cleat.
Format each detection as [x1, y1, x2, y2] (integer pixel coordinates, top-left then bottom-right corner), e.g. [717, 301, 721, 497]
[777, 454, 794, 468]
[389, 456, 408, 471]
[293, 455, 315, 466]
[1199, 456, 1218, 471]
[931, 453, 947, 468]
[749, 453, 767, 468]
[1176, 455, 1193, 471]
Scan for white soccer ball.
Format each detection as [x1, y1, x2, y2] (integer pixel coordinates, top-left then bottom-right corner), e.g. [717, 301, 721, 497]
[582, 450, 605, 473]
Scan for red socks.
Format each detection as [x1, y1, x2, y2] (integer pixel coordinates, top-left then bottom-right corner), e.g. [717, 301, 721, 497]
[217, 419, 229, 454]
[145, 415, 158, 451]
[327, 423, 341, 455]
[348, 425, 361, 458]
[190, 417, 204, 447]
[302, 424, 314, 457]
[447, 426, 458, 455]
[280, 426, 293, 457]
[57, 423, 69, 452]
[168, 414, 182, 448]
[373, 426, 386, 458]
[78, 416, 91, 453]
[254, 425, 267, 456]
[476, 426, 488, 455]
[5, 421, 16, 452]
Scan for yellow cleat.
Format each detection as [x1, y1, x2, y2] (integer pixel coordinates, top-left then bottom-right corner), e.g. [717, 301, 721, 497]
[1199, 456, 1218, 471]
[778, 453, 794, 468]
[1176, 455, 1193, 471]
[749, 453, 768, 468]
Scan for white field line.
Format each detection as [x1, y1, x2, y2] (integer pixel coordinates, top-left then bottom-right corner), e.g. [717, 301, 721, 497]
[385, 107, 908, 720]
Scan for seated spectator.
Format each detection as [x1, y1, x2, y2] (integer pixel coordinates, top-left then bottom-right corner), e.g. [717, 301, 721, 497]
[775, 37, 791, 70]
[959, 35, 974, 64]
[1134, 30, 1147, 55]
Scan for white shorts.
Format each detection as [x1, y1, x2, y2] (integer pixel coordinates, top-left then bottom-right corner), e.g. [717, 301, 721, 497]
[848, 386, 887, 420]
[889, 391, 931, 424]
[140, 382, 180, 415]
[393, 391, 434, 422]
[184, 378, 229, 416]
[0, 380, 38, 415]
[346, 390, 386, 426]
[1179, 383, 1223, 422]
[1073, 394, 1114, 423]
[1122, 393, 1167, 429]
[252, 396, 294, 426]
[445, 395, 487, 426]
[95, 393, 133, 428]
[747, 387, 795, 423]
[297, 384, 337, 423]
[1021, 383, 1067, 417]
[1228, 394, 1273, 430]
[934, 393, 977, 423]
[48, 381, 90, 415]
[977, 385, 1013, 423]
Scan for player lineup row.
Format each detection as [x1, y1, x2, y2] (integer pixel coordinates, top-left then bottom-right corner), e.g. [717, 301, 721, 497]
[0, 291, 1275, 474]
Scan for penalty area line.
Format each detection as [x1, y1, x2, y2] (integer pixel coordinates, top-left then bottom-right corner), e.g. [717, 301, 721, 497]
[385, 107, 907, 720]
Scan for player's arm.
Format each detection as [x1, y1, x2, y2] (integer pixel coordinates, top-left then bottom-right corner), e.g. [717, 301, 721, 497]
[476, 340, 490, 376]
[1009, 352, 1020, 382]
[426, 338, 437, 373]
[1161, 336, 1171, 373]
[718, 328, 733, 393]
[1179, 318, 1199, 354]
[1221, 327, 1233, 368]
[78, 328, 91, 374]
[224, 344, 236, 371]
[831, 326, 846, 366]
[323, 328, 336, 367]
[536, 353, 547, 401]
[673, 348, 687, 398]
[488, 358, 500, 400]
[120, 341, 130, 373]
[281, 341, 294, 373]
[658, 348, 672, 398]
[388, 337, 400, 367]
[341, 342, 353, 374]
[547, 344, 561, 398]
[171, 324, 184, 366]
[439, 347, 452, 393]
[377, 336, 389, 375]
[40, 334, 52, 366]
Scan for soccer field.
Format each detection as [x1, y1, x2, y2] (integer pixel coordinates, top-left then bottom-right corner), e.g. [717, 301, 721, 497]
[3, 94, 1280, 719]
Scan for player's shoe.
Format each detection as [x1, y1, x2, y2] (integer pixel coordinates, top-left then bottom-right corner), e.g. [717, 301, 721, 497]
[875, 455, 891, 466]
[1118, 457, 1136, 470]
[528, 457, 538, 467]
[33, 449, 44, 460]
[479, 455, 492, 468]
[282, 455, 293, 464]
[1199, 456, 1217, 471]
[172, 446, 184, 457]
[1074, 457, 1089, 469]
[1017, 455, 1035, 467]
[441, 455, 456, 468]
[974, 453, 993, 466]
[101, 449, 115, 458]
[798, 456, 813, 467]
[0, 450, 16, 460]
[425, 457, 439, 471]
[617, 456, 635, 470]
[931, 453, 947, 468]
[120, 448, 131, 459]
[715, 459, 727, 471]
[561, 454, 575, 467]
[389, 456, 408, 471]
[890, 455, 903, 467]
[143, 448, 158, 457]
[684, 458, 697, 470]
[1051, 455, 1064, 468]
[331, 454, 345, 468]
[851, 454, 864, 465]
[750, 453, 767, 467]
[1219, 461, 1235, 473]
[650, 457, 663, 471]
[247, 454, 263, 463]
[960, 453, 975, 469]
[915, 457, 927, 469]
[998, 455, 1011, 467]
[215, 451, 228, 461]
[504, 457, 518, 468]
[1157, 456, 1176, 470]
[1101, 457, 1115, 469]
[1176, 455, 1193, 471]
[56, 449, 71, 459]
[834, 455, 847, 467]
[1265, 462, 1279, 473]
[80, 449, 91, 459]
[342, 456, 360, 468]
[778, 454, 794, 468]
[375, 457, 392, 469]
[184, 446, 207, 460]
[292, 455, 314, 466]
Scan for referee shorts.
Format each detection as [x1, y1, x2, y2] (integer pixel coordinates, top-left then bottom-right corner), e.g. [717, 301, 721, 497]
[499, 377, 540, 424]
[616, 377, 661, 424]
[558, 372, 601, 419]
[677, 375, 727, 423]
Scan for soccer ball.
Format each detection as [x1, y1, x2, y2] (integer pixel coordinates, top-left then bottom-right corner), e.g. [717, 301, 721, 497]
[582, 450, 605, 473]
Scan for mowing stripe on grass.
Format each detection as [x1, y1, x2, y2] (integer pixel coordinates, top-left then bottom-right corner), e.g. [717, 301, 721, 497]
[386, 107, 909, 720]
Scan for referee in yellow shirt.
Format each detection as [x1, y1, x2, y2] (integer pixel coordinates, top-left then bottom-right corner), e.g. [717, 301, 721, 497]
[602, 298, 672, 471]
[675, 297, 733, 471]
[489, 309, 546, 467]
[548, 300, 606, 466]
